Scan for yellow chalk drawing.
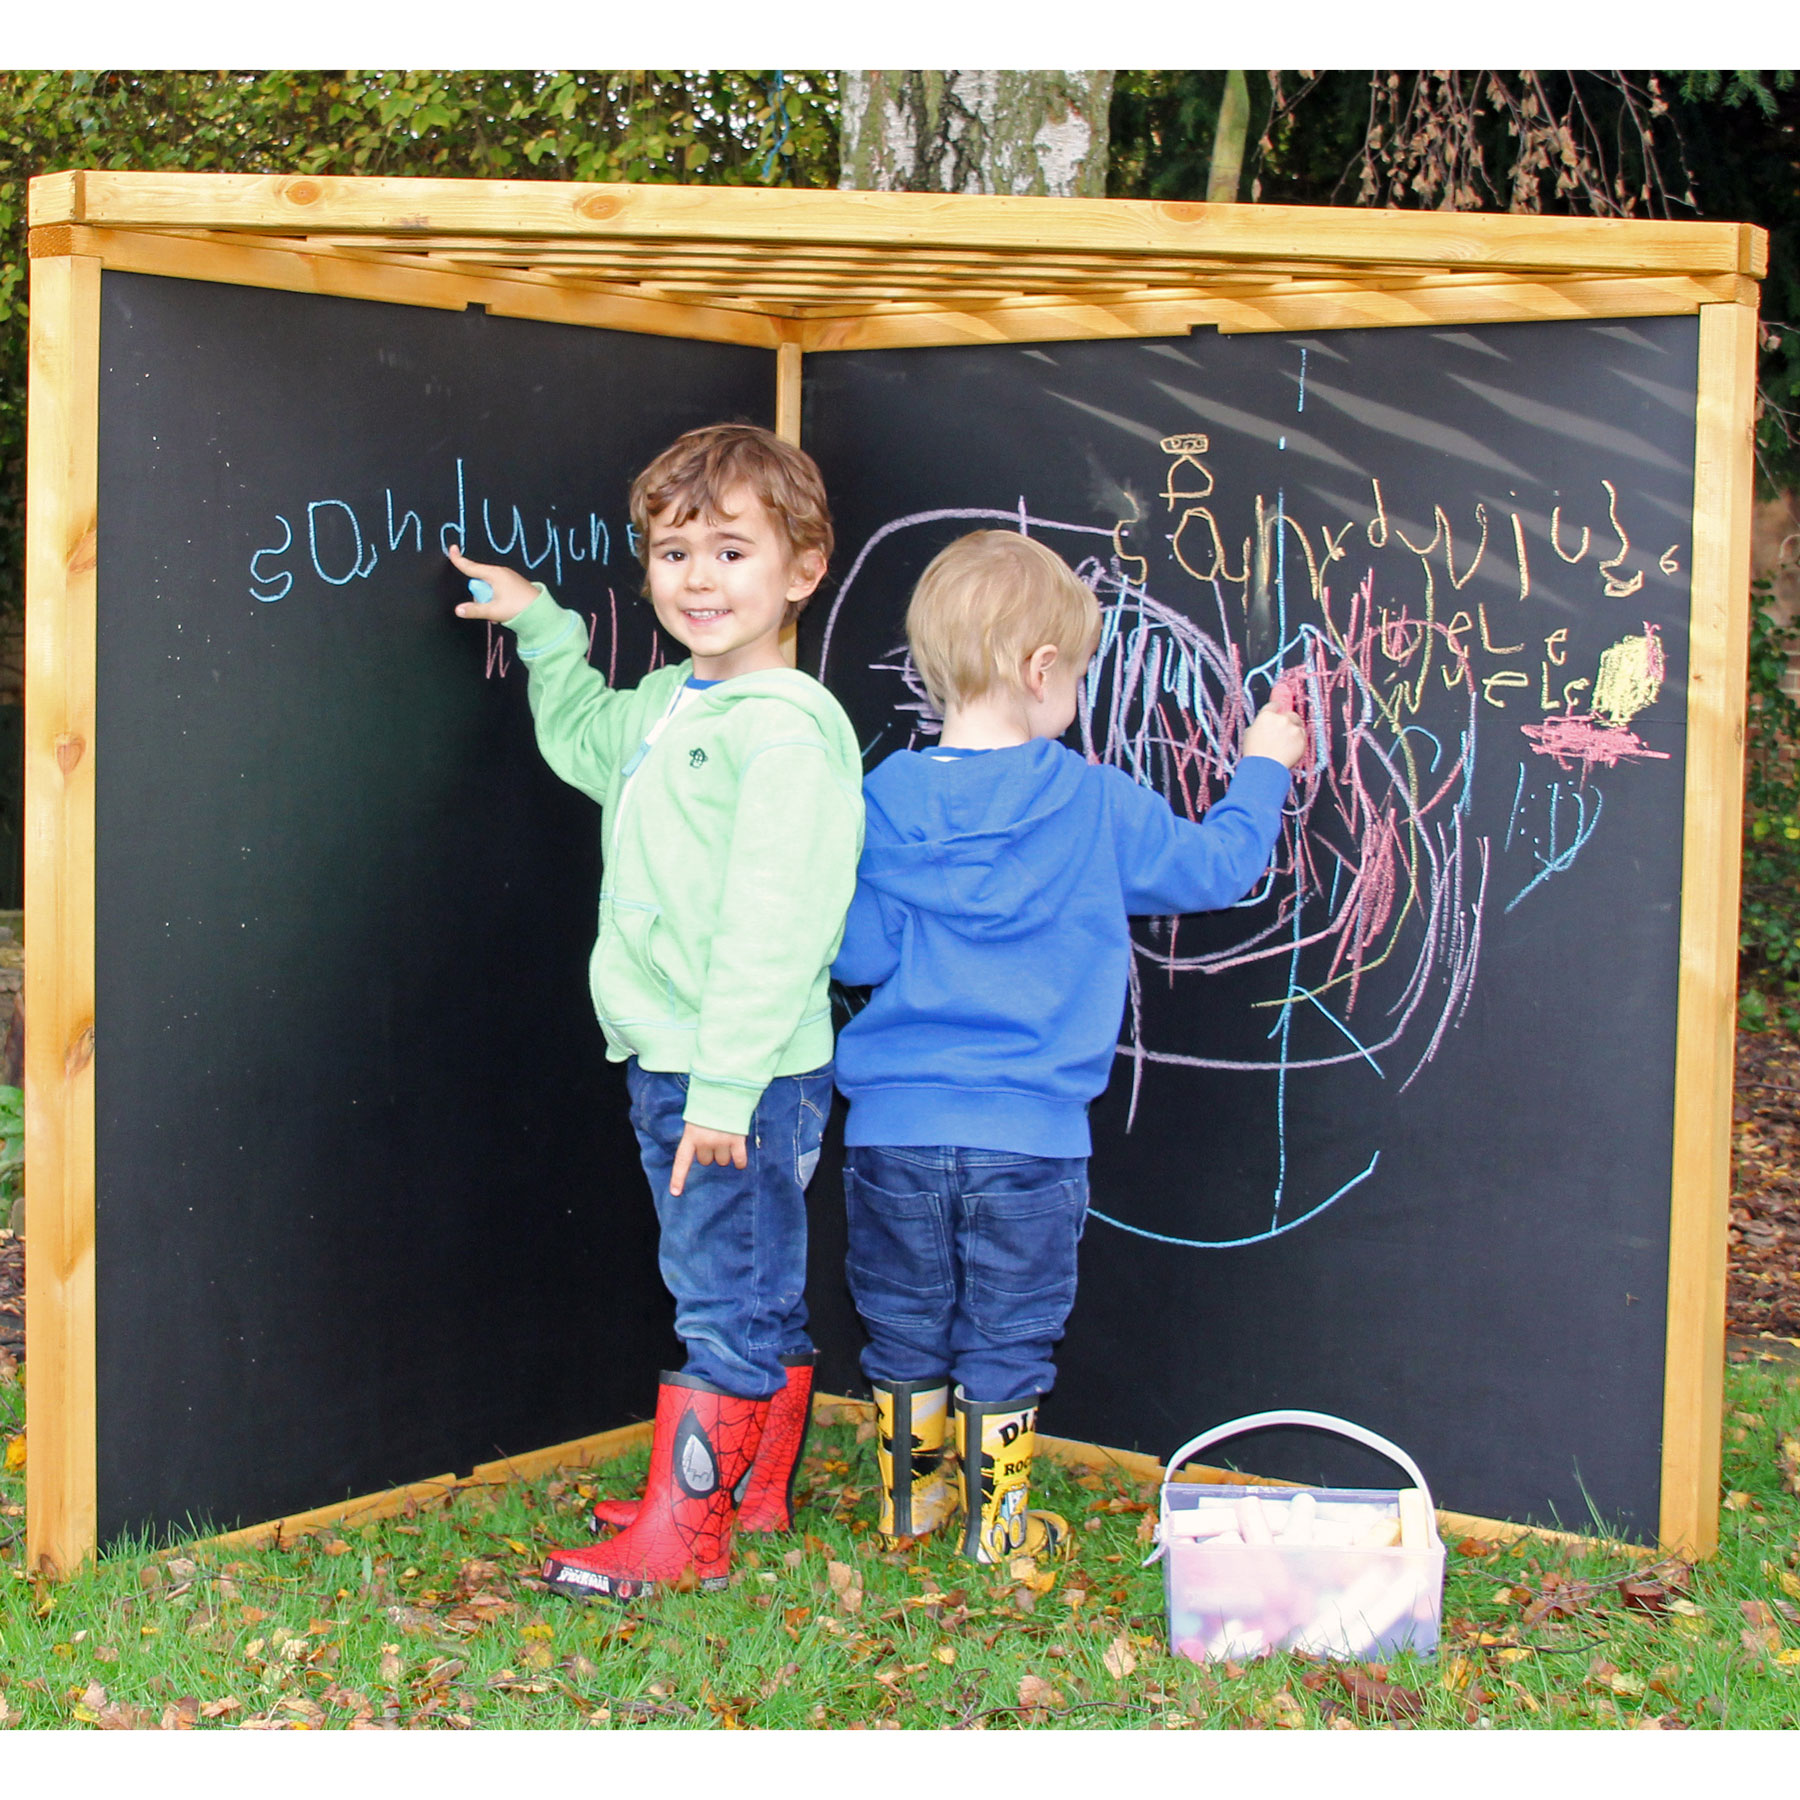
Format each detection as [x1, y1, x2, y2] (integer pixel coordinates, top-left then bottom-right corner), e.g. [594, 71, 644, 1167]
[1112, 490, 1149, 588]
[1598, 480, 1645, 598]
[1590, 623, 1665, 727]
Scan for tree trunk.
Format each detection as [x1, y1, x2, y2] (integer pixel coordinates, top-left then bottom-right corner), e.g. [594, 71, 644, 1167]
[838, 71, 1113, 196]
[1207, 70, 1251, 203]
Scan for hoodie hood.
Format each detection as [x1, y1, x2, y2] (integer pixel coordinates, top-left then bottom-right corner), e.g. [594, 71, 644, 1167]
[858, 739, 1097, 943]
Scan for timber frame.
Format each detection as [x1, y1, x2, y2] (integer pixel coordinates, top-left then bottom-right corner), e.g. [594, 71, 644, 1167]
[23, 171, 1763, 1572]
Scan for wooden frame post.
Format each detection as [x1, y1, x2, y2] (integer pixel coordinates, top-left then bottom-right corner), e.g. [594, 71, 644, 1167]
[23, 251, 102, 1575]
[1660, 300, 1760, 1557]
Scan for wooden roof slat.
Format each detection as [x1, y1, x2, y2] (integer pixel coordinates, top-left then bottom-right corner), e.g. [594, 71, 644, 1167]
[33, 171, 1767, 280]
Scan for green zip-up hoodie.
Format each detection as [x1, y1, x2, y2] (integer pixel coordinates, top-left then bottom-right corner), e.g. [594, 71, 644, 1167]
[507, 586, 864, 1134]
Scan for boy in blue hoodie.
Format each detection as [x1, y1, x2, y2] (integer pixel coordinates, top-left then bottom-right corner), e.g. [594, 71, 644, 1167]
[832, 531, 1306, 1563]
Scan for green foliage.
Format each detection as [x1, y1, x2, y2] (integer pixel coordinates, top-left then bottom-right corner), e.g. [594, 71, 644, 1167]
[1110, 71, 1800, 495]
[0, 1085, 18, 1205]
[1741, 581, 1800, 1029]
[0, 70, 839, 624]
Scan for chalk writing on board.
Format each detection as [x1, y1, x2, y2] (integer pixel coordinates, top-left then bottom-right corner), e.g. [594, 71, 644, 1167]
[818, 416, 1679, 1251]
[246, 459, 615, 602]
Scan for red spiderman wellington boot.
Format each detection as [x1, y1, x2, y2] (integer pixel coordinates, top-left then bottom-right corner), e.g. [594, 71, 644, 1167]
[590, 1353, 817, 1536]
[732, 1352, 817, 1532]
[543, 1373, 767, 1603]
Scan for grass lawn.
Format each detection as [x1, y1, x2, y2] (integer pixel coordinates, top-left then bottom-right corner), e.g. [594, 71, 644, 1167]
[1, 1352, 1797, 1731]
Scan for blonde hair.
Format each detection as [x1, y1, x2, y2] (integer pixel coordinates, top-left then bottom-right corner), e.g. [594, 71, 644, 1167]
[906, 532, 1101, 713]
[629, 424, 833, 617]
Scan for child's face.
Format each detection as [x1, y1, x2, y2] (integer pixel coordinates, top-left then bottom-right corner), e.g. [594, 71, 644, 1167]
[644, 485, 823, 679]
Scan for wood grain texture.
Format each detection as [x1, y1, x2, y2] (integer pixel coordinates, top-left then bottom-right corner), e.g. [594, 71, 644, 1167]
[37, 173, 1758, 279]
[197, 1474, 463, 1550]
[800, 274, 1749, 352]
[36, 226, 784, 348]
[1660, 301, 1760, 1558]
[776, 341, 804, 669]
[23, 254, 101, 1575]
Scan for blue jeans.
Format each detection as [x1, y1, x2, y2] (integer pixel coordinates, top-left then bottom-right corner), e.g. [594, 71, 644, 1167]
[627, 1059, 831, 1399]
[843, 1144, 1090, 1405]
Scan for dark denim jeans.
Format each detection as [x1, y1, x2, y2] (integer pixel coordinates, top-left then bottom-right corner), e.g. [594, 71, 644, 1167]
[843, 1144, 1090, 1405]
[626, 1058, 832, 1399]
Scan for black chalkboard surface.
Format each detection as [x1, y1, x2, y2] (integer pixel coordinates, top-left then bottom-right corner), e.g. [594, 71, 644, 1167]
[802, 319, 1698, 1535]
[95, 271, 777, 1541]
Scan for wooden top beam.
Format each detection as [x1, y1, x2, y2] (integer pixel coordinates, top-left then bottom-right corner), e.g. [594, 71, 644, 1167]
[30, 171, 1765, 281]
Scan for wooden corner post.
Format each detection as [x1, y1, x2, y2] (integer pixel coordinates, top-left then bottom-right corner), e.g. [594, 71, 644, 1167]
[777, 339, 804, 667]
[23, 249, 101, 1575]
[1661, 299, 1759, 1558]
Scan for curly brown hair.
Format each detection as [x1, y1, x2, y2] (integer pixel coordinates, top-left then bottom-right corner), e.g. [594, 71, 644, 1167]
[628, 424, 833, 616]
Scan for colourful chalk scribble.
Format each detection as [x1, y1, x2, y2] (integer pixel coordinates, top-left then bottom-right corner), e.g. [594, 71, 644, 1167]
[1520, 622, 1670, 772]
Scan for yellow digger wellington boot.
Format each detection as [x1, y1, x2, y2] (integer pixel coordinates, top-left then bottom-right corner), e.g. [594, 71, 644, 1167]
[953, 1388, 1072, 1565]
[873, 1379, 956, 1541]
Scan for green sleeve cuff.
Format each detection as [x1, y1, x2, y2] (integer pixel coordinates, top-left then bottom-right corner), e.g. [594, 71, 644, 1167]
[505, 583, 570, 648]
[682, 1078, 761, 1137]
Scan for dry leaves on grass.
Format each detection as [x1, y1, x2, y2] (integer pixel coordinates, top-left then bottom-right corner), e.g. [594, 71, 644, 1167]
[1780, 1436, 1800, 1499]
[1016, 1673, 1065, 1720]
[826, 1559, 863, 1615]
[1728, 1028, 1800, 1339]
[1102, 1635, 1137, 1680]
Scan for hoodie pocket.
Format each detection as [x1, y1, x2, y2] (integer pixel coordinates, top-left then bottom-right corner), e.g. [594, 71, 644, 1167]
[592, 895, 679, 1028]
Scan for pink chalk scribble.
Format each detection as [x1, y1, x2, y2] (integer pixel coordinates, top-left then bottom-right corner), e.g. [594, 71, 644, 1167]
[1519, 712, 1670, 771]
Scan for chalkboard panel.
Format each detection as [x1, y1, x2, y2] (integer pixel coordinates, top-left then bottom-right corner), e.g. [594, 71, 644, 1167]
[802, 319, 1698, 1534]
[96, 272, 777, 1541]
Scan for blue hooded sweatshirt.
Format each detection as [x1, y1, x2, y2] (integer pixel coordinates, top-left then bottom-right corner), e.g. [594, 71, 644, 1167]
[832, 739, 1292, 1156]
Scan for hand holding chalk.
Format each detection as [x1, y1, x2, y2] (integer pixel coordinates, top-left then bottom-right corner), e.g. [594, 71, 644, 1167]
[1242, 687, 1308, 770]
[446, 545, 538, 623]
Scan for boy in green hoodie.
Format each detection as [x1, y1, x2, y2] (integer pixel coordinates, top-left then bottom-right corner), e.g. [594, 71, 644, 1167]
[447, 425, 863, 1601]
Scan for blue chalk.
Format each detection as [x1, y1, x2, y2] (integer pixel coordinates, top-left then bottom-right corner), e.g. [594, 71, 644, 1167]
[467, 578, 493, 604]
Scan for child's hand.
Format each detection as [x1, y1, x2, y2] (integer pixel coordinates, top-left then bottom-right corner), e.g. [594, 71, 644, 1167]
[447, 544, 539, 623]
[669, 1123, 749, 1196]
[1242, 695, 1308, 770]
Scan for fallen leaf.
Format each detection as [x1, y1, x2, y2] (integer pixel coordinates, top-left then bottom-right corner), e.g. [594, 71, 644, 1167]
[1334, 1667, 1423, 1721]
[1723, 1491, 1754, 1512]
[1780, 1438, 1800, 1499]
[1618, 1579, 1670, 1615]
[199, 1697, 242, 1719]
[321, 1539, 352, 1557]
[159, 1697, 200, 1731]
[1456, 1537, 1495, 1558]
[933, 1646, 955, 1665]
[1257, 1689, 1307, 1728]
[826, 1560, 863, 1615]
[3, 1434, 23, 1473]
[1016, 1673, 1064, 1715]
[1102, 1635, 1138, 1680]
[1742, 1625, 1781, 1658]
[1742, 1599, 1778, 1630]
[96, 1703, 155, 1731]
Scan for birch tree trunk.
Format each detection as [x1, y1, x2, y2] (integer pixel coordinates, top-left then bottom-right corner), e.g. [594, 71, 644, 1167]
[838, 71, 1113, 196]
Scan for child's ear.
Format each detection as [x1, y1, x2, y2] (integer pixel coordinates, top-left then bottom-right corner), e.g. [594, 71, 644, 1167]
[1023, 644, 1060, 699]
[785, 547, 827, 603]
